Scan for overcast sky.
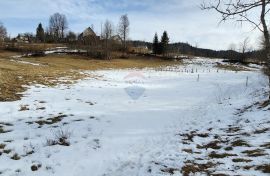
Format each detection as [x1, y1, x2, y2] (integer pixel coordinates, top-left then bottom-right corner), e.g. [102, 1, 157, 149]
[0, 0, 262, 50]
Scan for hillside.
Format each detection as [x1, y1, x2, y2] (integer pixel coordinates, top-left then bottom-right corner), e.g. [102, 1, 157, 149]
[130, 40, 261, 61]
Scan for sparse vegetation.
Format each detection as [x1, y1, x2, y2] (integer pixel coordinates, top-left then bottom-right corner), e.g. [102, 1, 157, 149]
[182, 149, 193, 154]
[256, 164, 270, 173]
[0, 126, 12, 134]
[232, 158, 252, 163]
[224, 146, 233, 151]
[0, 143, 6, 149]
[23, 143, 35, 156]
[215, 63, 250, 72]
[176, 113, 270, 175]
[181, 162, 216, 175]
[231, 139, 250, 147]
[208, 151, 237, 159]
[31, 165, 38, 171]
[242, 149, 267, 157]
[197, 141, 222, 150]
[46, 128, 71, 146]
[161, 167, 180, 175]
[254, 127, 269, 134]
[11, 153, 21, 160]
[0, 52, 176, 101]
[31, 164, 42, 172]
[35, 114, 67, 126]
[260, 142, 270, 149]
[3, 149, 12, 154]
[19, 105, 30, 111]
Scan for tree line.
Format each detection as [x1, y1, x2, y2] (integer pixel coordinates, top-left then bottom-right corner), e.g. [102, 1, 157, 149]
[0, 13, 130, 59]
[152, 31, 169, 56]
[0, 22, 7, 45]
[35, 13, 80, 43]
[1, 12, 129, 47]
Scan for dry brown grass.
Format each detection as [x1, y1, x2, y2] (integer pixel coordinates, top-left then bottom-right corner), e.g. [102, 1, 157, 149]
[232, 158, 252, 163]
[181, 161, 216, 175]
[216, 63, 250, 71]
[0, 51, 20, 58]
[256, 164, 270, 173]
[6, 43, 66, 52]
[242, 149, 267, 157]
[0, 51, 176, 101]
[208, 151, 237, 159]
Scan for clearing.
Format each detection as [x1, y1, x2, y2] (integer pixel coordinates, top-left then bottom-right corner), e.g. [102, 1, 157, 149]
[0, 54, 269, 176]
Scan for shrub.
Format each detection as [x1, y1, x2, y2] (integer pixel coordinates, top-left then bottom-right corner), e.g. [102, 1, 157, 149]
[46, 128, 71, 146]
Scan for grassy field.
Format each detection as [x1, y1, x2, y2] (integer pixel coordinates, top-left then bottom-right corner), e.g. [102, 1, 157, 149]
[3, 43, 66, 52]
[0, 50, 177, 101]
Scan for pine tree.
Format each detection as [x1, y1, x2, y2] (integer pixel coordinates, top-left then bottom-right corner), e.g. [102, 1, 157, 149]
[160, 31, 169, 56]
[153, 33, 159, 55]
[36, 23, 45, 42]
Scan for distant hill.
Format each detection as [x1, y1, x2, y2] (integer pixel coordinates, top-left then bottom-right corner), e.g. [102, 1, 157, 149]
[169, 42, 241, 59]
[129, 40, 260, 61]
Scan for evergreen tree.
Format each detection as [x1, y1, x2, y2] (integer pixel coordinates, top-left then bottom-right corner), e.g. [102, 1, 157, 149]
[36, 23, 45, 42]
[160, 31, 169, 56]
[153, 33, 159, 55]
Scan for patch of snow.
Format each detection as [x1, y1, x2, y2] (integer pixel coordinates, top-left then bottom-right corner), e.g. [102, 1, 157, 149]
[44, 48, 87, 55]
[0, 58, 269, 176]
[10, 59, 41, 66]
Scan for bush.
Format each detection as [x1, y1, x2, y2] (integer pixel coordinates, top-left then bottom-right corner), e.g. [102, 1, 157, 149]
[46, 128, 71, 146]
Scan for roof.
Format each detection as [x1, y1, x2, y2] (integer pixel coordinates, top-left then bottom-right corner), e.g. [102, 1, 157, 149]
[81, 27, 96, 38]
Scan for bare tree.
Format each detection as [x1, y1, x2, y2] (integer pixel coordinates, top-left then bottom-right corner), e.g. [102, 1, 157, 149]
[49, 13, 68, 42]
[201, 0, 270, 98]
[118, 14, 130, 51]
[240, 37, 250, 54]
[49, 13, 61, 40]
[0, 22, 7, 45]
[60, 14, 68, 39]
[238, 37, 251, 62]
[103, 20, 113, 59]
[201, 0, 270, 62]
[227, 43, 238, 61]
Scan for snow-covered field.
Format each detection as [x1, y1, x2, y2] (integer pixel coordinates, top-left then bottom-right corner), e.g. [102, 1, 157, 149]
[0, 59, 269, 175]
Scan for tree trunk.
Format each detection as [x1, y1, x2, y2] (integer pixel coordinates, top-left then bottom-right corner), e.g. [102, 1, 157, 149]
[261, 0, 270, 99]
[124, 30, 126, 51]
[123, 30, 127, 56]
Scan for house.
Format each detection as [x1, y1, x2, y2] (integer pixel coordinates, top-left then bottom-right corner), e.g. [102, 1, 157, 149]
[78, 27, 100, 40]
[79, 27, 96, 38]
[110, 35, 122, 44]
[78, 27, 100, 45]
[129, 45, 150, 54]
[14, 34, 31, 43]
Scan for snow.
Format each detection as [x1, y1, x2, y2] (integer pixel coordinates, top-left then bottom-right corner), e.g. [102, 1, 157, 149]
[0, 58, 269, 176]
[10, 59, 41, 66]
[44, 48, 87, 55]
[10, 54, 34, 59]
[10, 47, 87, 60]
